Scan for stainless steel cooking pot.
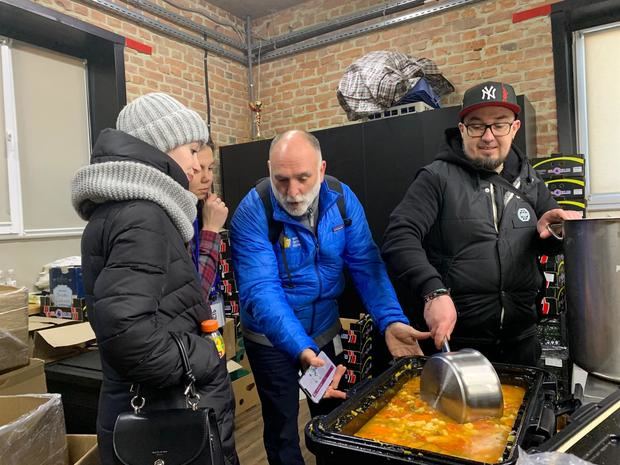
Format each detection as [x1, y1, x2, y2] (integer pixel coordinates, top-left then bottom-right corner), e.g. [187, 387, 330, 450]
[558, 218, 620, 382]
[420, 340, 503, 423]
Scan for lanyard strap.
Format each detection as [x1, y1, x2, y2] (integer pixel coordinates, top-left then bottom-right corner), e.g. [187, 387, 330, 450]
[192, 219, 201, 272]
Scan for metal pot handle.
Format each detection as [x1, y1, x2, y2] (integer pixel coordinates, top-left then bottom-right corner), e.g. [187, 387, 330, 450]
[546, 223, 564, 240]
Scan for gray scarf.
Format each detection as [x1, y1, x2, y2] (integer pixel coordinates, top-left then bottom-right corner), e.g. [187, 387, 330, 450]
[71, 161, 197, 242]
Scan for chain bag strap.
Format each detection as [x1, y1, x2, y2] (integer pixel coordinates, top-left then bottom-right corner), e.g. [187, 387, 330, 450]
[113, 333, 226, 465]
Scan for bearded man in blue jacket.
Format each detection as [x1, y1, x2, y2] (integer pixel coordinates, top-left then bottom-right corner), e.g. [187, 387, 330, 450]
[230, 129, 429, 465]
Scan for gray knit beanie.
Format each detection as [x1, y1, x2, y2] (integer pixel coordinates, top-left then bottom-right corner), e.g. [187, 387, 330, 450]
[116, 93, 209, 154]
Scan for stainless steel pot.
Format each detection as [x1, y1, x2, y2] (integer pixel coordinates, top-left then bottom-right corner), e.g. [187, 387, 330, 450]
[562, 218, 620, 382]
[420, 340, 503, 423]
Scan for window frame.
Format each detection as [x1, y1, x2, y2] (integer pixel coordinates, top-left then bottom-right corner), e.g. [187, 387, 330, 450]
[0, 40, 23, 235]
[0, 0, 126, 239]
[573, 21, 620, 211]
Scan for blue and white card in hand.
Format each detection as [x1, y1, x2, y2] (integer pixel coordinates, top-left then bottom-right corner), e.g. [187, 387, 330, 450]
[298, 351, 337, 403]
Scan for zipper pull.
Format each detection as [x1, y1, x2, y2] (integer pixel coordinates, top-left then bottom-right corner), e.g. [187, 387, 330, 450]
[307, 207, 314, 229]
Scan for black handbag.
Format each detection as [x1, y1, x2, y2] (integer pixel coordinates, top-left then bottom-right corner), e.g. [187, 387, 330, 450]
[113, 332, 226, 465]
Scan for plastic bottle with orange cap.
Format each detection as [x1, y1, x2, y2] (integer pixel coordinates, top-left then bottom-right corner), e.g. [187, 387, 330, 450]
[201, 319, 225, 358]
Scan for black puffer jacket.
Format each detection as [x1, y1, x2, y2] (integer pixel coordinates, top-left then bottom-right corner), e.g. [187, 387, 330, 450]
[74, 129, 237, 465]
[382, 128, 560, 346]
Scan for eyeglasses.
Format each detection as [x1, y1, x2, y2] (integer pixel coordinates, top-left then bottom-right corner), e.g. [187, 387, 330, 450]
[463, 121, 515, 138]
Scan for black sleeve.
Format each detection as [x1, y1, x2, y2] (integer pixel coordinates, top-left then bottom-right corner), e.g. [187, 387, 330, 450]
[93, 202, 221, 388]
[533, 176, 564, 256]
[534, 174, 560, 218]
[381, 169, 446, 299]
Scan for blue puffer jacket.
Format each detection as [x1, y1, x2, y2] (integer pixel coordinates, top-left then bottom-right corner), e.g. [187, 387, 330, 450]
[230, 178, 409, 360]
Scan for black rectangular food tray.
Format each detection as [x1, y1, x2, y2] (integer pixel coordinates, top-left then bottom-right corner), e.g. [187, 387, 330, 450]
[306, 357, 557, 465]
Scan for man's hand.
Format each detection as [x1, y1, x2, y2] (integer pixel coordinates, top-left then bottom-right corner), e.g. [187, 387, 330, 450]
[424, 295, 457, 349]
[299, 349, 346, 400]
[384, 322, 431, 357]
[323, 364, 347, 400]
[537, 208, 582, 239]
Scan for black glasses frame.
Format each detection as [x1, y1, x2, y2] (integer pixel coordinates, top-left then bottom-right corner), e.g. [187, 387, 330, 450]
[463, 121, 515, 138]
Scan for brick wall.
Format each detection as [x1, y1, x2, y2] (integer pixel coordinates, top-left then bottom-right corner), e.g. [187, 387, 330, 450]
[28, 0, 564, 168]
[32, 0, 251, 192]
[252, 0, 561, 157]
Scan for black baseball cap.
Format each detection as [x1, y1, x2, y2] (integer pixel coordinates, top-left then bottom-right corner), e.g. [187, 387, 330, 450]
[459, 81, 521, 119]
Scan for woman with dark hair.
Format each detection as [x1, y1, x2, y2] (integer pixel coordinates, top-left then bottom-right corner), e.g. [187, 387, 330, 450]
[71, 93, 238, 465]
[188, 140, 228, 301]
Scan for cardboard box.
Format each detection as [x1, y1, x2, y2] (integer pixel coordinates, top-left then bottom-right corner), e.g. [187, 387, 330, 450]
[221, 278, 238, 296]
[67, 435, 99, 465]
[29, 315, 81, 331]
[219, 257, 234, 280]
[226, 355, 259, 416]
[222, 317, 236, 361]
[343, 356, 373, 388]
[544, 178, 585, 199]
[233, 343, 251, 371]
[50, 265, 85, 307]
[539, 296, 564, 318]
[30, 321, 96, 362]
[530, 155, 585, 178]
[219, 230, 232, 259]
[343, 350, 370, 370]
[0, 394, 68, 465]
[0, 285, 29, 373]
[557, 199, 587, 214]
[231, 372, 259, 416]
[41, 295, 87, 321]
[29, 302, 42, 316]
[340, 314, 373, 351]
[29, 316, 81, 358]
[0, 358, 46, 395]
[343, 340, 373, 370]
[538, 254, 564, 273]
[224, 298, 240, 316]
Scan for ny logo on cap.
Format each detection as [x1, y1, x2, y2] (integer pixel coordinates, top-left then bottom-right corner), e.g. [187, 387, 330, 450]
[481, 86, 496, 100]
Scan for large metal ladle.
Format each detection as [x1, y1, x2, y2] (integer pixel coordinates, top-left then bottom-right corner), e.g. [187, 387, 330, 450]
[420, 340, 503, 423]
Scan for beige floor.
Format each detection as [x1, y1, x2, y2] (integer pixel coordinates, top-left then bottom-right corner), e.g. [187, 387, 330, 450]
[234, 401, 316, 465]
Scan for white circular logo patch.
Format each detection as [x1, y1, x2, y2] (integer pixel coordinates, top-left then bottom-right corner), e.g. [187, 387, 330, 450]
[517, 207, 530, 222]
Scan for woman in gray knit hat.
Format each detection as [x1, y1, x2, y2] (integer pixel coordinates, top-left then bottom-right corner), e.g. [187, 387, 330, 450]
[71, 93, 239, 465]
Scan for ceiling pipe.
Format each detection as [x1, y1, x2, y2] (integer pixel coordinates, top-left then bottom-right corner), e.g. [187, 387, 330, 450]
[82, 0, 247, 64]
[125, 0, 246, 51]
[255, 0, 481, 63]
[251, 0, 425, 57]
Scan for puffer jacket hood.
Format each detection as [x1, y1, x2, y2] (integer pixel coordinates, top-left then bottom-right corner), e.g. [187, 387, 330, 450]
[71, 129, 197, 242]
[75, 129, 189, 220]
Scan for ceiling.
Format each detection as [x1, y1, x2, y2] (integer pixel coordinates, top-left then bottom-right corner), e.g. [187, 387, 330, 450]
[208, 0, 308, 19]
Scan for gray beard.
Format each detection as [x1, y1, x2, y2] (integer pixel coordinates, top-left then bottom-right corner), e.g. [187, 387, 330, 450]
[271, 177, 321, 217]
[469, 156, 504, 171]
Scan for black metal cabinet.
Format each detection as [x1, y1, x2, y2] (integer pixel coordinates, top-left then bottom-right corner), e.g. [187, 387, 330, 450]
[362, 109, 446, 244]
[45, 350, 103, 434]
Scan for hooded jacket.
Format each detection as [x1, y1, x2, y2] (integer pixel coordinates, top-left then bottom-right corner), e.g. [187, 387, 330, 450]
[230, 179, 409, 361]
[382, 128, 559, 345]
[72, 129, 237, 465]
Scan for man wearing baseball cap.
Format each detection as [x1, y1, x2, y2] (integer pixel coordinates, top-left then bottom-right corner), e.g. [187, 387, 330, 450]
[381, 81, 581, 365]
